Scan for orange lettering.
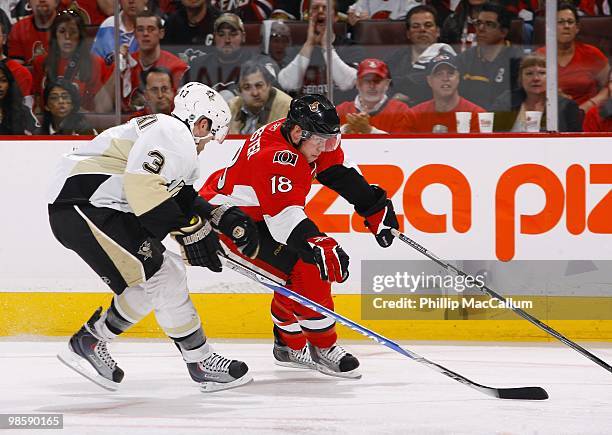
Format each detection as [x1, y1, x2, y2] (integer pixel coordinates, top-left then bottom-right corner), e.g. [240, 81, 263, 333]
[496, 164, 564, 261]
[587, 164, 612, 233]
[403, 164, 471, 233]
[566, 165, 585, 235]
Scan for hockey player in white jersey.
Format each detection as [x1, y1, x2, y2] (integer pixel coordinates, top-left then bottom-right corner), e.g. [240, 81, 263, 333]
[47, 82, 260, 392]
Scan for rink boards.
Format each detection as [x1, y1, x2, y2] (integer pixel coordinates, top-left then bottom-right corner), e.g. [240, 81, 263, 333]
[1, 134, 611, 340]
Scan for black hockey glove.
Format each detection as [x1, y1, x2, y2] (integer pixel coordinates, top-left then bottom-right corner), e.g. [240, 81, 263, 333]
[361, 186, 399, 248]
[171, 216, 223, 272]
[306, 235, 350, 283]
[210, 204, 260, 258]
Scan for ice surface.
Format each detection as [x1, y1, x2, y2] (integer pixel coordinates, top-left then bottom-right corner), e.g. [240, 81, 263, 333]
[1, 340, 611, 434]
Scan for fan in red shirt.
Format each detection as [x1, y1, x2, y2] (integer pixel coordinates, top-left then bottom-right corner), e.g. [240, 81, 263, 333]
[411, 51, 484, 133]
[8, 0, 59, 65]
[0, 22, 33, 104]
[336, 58, 415, 134]
[32, 10, 110, 112]
[65, 0, 113, 25]
[119, 11, 187, 112]
[583, 69, 612, 132]
[536, 3, 610, 112]
[199, 94, 400, 378]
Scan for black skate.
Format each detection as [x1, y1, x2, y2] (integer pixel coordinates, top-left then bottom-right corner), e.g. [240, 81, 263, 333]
[309, 344, 361, 379]
[273, 343, 316, 370]
[57, 308, 124, 391]
[187, 352, 252, 393]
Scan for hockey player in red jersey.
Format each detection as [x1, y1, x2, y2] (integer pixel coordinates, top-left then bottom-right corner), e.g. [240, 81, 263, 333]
[200, 94, 399, 378]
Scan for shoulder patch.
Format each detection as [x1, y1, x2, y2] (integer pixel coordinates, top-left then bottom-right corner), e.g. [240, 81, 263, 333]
[273, 150, 298, 167]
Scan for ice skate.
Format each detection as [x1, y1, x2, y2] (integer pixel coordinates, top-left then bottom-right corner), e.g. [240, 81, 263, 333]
[273, 342, 316, 370]
[309, 343, 361, 379]
[57, 308, 124, 391]
[187, 352, 253, 392]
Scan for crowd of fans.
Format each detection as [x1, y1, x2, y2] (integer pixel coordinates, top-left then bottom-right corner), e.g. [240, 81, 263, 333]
[0, 0, 610, 135]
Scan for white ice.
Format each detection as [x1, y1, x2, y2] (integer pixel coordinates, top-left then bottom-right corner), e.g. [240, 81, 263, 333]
[1, 340, 611, 435]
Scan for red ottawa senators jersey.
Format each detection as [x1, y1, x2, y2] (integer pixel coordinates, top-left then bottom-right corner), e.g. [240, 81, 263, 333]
[200, 119, 345, 244]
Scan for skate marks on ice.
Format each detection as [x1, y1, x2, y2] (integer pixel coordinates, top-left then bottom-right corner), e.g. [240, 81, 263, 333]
[1, 341, 611, 434]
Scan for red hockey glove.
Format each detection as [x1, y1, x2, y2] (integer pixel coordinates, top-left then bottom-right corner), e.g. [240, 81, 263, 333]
[362, 186, 399, 248]
[306, 235, 350, 283]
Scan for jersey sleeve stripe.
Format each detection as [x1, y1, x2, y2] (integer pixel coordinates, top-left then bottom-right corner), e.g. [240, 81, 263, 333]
[263, 205, 308, 244]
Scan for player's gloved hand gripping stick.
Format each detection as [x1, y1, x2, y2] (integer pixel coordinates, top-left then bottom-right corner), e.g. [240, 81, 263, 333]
[306, 235, 350, 283]
[171, 216, 223, 272]
[210, 204, 260, 258]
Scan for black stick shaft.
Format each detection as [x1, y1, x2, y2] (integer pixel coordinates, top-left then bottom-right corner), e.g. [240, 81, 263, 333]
[390, 229, 612, 374]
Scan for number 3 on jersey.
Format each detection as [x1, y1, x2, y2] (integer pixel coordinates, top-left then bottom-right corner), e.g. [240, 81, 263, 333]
[271, 175, 292, 194]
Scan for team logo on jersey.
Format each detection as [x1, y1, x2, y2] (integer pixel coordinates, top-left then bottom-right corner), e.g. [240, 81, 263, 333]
[273, 150, 298, 166]
[138, 241, 153, 261]
[309, 101, 320, 112]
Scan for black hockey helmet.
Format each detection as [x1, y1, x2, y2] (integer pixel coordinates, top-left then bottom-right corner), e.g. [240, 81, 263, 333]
[283, 94, 341, 151]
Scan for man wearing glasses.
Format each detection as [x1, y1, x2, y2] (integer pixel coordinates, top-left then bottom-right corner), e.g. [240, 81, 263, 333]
[456, 2, 522, 111]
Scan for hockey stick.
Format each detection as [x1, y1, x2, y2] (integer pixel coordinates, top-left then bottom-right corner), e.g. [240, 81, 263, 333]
[221, 254, 548, 400]
[390, 228, 612, 375]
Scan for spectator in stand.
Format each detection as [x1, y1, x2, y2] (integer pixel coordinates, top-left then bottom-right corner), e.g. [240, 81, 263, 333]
[8, 0, 59, 65]
[184, 13, 275, 101]
[536, 2, 610, 113]
[0, 62, 39, 134]
[456, 2, 523, 111]
[583, 69, 612, 131]
[91, 0, 147, 65]
[39, 79, 96, 134]
[114, 10, 188, 112]
[262, 20, 296, 70]
[441, 0, 485, 52]
[347, 0, 421, 25]
[0, 7, 11, 38]
[411, 50, 484, 133]
[576, 0, 611, 15]
[0, 20, 33, 107]
[228, 58, 291, 134]
[162, 0, 221, 52]
[211, 0, 273, 21]
[336, 58, 415, 134]
[32, 10, 110, 113]
[385, 5, 442, 107]
[271, 0, 353, 21]
[491, 54, 582, 132]
[66, 0, 113, 25]
[130, 66, 176, 117]
[277, 0, 361, 101]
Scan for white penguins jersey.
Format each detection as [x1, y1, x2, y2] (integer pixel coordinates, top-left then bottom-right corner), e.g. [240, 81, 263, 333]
[48, 114, 200, 236]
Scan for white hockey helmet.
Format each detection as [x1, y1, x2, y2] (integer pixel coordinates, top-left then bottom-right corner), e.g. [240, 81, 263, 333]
[172, 82, 231, 143]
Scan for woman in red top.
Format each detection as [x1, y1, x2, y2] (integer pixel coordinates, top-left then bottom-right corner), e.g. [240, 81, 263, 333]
[32, 10, 110, 113]
[537, 2, 609, 113]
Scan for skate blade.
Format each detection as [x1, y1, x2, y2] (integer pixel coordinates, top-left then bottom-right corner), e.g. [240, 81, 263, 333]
[274, 360, 316, 370]
[199, 373, 253, 393]
[315, 363, 362, 379]
[57, 347, 120, 392]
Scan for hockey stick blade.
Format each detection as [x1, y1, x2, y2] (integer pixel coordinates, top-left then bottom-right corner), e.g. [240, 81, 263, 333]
[390, 228, 612, 375]
[222, 255, 548, 401]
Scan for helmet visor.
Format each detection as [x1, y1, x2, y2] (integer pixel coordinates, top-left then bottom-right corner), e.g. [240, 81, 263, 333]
[307, 131, 341, 152]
